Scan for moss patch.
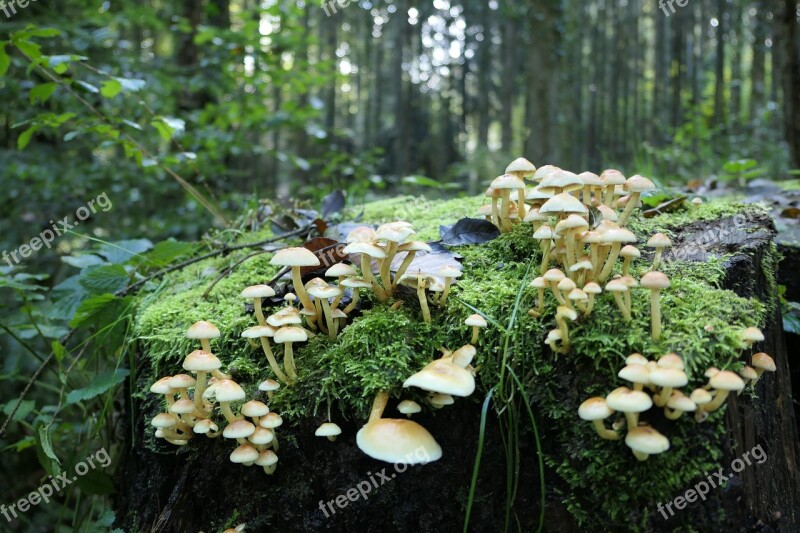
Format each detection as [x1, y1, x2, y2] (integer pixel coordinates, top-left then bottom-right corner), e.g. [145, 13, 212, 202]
[132, 196, 771, 529]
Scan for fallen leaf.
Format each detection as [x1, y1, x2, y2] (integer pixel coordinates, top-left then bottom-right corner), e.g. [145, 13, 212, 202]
[439, 218, 500, 246]
[321, 190, 346, 219]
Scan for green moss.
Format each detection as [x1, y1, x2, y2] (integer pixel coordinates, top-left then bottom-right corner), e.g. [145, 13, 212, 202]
[132, 195, 774, 529]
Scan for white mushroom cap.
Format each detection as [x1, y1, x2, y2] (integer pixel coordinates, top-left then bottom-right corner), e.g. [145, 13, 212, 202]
[255, 449, 278, 467]
[230, 444, 259, 464]
[600, 169, 627, 186]
[193, 419, 219, 434]
[270, 247, 320, 267]
[345, 226, 377, 244]
[150, 376, 175, 395]
[709, 370, 746, 392]
[751, 352, 776, 372]
[242, 325, 276, 339]
[657, 353, 685, 370]
[356, 418, 442, 464]
[168, 374, 196, 389]
[428, 393, 455, 407]
[649, 368, 688, 388]
[223, 420, 256, 439]
[625, 353, 649, 366]
[538, 169, 584, 194]
[641, 271, 670, 290]
[241, 400, 270, 418]
[376, 222, 416, 243]
[646, 233, 673, 248]
[315, 422, 343, 438]
[397, 399, 422, 415]
[151, 413, 178, 428]
[625, 175, 656, 193]
[539, 193, 588, 215]
[690, 388, 713, 405]
[403, 359, 476, 397]
[210, 379, 246, 402]
[325, 263, 356, 278]
[249, 427, 275, 445]
[490, 173, 526, 191]
[450, 344, 477, 367]
[342, 242, 386, 258]
[625, 426, 670, 456]
[465, 314, 488, 328]
[260, 412, 283, 429]
[666, 391, 696, 412]
[187, 321, 220, 340]
[583, 282, 602, 295]
[742, 327, 765, 344]
[183, 350, 222, 372]
[274, 326, 308, 344]
[341, 277, 372, 289]
[618, 364, 650, 387]
[578, 397, 614, 421]
[620, 245, 641, 258]
[258, 378, 281, 392]
[267, 309, 302, 327]
[606, 386, 653, 413]
[505, 157, 537, 177]
[241, 285, 276, 298]
[169, 399, 196, 415]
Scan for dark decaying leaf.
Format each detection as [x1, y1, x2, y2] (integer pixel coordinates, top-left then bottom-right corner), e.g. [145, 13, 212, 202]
[321, 190, 346, 219]
[300, 237, 347, 276]
[642, 196, 687, 218]
[439, 218, 500, 246]
[389, 242, 462, 280]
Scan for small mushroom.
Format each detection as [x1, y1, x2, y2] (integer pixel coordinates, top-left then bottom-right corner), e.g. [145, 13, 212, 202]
[207, 379, 247, 423]
[605, 386, 652, 429]
[625, 425, 669, 461]
[399, 270, 435, 323]
[397, 399, 422, 417]
[325, 263, 356, 308]
[618, 364, 650, 392]
[578, 397, 620, 440]
[437, 265, 463, 306]
[269, 247, 321, 313]
[167, 374, 196, 401]
[230, 444, 259, 467]
[342, 242, 388, 302]
[394, 241, 433, 289]
[738, 366, 758, 392]
[241, 285, 276, 327]
[375, 222, 416, 296]
[605, 278, 630, 321]
[255, 449, 279, 475]
[403, 358, 475, 397]
[690, 389, 713, 422]
[618, 175, 655, 226]
[315, 422, 343, 442]
[428, 393, 455, 408]
[703, 371, 746, 412]
[646, 233, 672, 271]
[543, 268, 567, 305]
[187, 320, 221, 354]
[600, 169, 627, 208]
[241, 400, 270, 426]
[664, 390, 696, 420]
[341, 277, 372, 314]
[274, 326, 308, 383]
[258, 378, 280, 401]
[464, 314, 488, 344]
[750, 352, 776, 388]
[530, 276, 548, 315]
[242, 326, 289, 385]
[650, 367, 688, 407]
[582, 282, 602, 316]
[182, 350, 222, 413]
[640, 271, 670, 340]
[619, 245, 640, 277]
[741, 327, 765, 347]
[150, 376, 177, 410]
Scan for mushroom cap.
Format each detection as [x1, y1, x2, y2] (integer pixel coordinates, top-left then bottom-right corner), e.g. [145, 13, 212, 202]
[274, 326, 308, 344]
[341, 277, 372, 289]
[210, 379, 246, 402]
[242, 325, 276, 339]
[649, 367, 688, 388]
[709, 370, 746, 392]
[640, 271, 670, 290]
[618, 364, 650, 386]
[532, 165, 561, 182]
[505, 157, 537, 177]
[606, 386, 653, 413]
[600, 169, 627, 186]
[543, 268, 566, 282]
[258, 378, 281, 392]
[223, 419, 256, 439]
[596, 205, 619, 222]
[531, 277, 548, 289]
[578, 171, 603, 186]
[625, 353, 649, 366]
[326, 263, 356, 278]
[557, 277, 577, 292]
[625, 425, 670, 455]
[230, 444, 259, 464]
[625, 175, 656, 193]
[692, 197, 704, 205]
[376, 222, 416, 243]
[346, 226, 377, 244]
[568, 288, 588, 302]
[267, 308, 302, 327]
[646, 233, 673, 248]
[605, 279, 628, 293]
[533, 225, 554, 240]
[343, 242, 386, 258]
[183, 350, 222, 372]
[485, 187, 502, 199]
[307, 282, 341, 300]
[151, 413, 178, 428]
[284, 293, 297, 303]
[450, 344, 477, 367]
[356, 418, 442, 464]
[539, 192, 588, 215]
[150, 376, 175, 395]
[260, 412, 283, 429]
[332, 309, 347, 320]
[619, 275, 638, 289]
[398, 399, 422, 415]
[556, 305, 578, 321]
[620, 245, 641, 258]
[193, 419, 219, 434]
[704, 367, 720, 379]
[739, 366, 758, 380]
[169, 398, 196, 415]
[523, 208, 547, 223]
[241, 400, 270, 418]
[742, 327, 765, 343]
[403, 359, 475, 397]
[168, 374, 196, 389]
[398, 241, 433, 254]
[557, 214, 590, 232]
[600, 227, 637, 244]
[249, 427, 275, 445]
[690, 388, 713, 405]
[255, 449, 278, 467]
[657, 353, 685, 370]
[270, 247, 320, 267]
[429, 393, 454, 407]
[315, 422, 343, 438]
[187, 321, 220, 340]
[751, 352, 776, 372]
[241, 284, 276, 299]
[438, 265, 463, 279]
[539, 169, 584, 194]
[583, 282, 602, 294]
[465, 314, 487, 328]
[578, 397, 614, 421]
[490, 173, 526, 190]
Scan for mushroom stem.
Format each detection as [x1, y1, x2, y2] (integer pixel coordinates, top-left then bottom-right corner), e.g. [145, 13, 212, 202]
[592, 420, 620, 440]
[471, 326, 480, 344]
[540, 242, 552, 273]
[200, 339, 212, 353]
[536, 286, 545, 314]
[556, 316, 570, 352]
[259, 337, 290, 384]
[612, 291, 631, 321]
[212, 369, 231, 380]
[624, 411, 639, 431]
[549, 281, 566, 305]
[380, 241, 398, 297]
[220, 402, 239, 424]
[499, 190, 512, 232]
[598, 242, 622, 282]
[490, 197, 499, 229]
[623, 290, 632, 318]
[664, 407, 685, 420]
[617, 192, 641, 226]
[314, 299, 328, 335]
[291, 267, 316, 313]
[584, 294, 596, 317]
[440, 277, 454, 306]
[654, 387, 673, 408]
[343, 288, 361, 314]
[319, 298, 337, 339]
[331, 277, 346, 308]
[283, 342, 298, 383]
[416, 277, 432, 323]
[652, 247, 664, 271]
[394, 251, 417, 289]
[703, 390, 731, 413]
[517, 188, 527, 221]
[632, 450, 649, 461]
[649, 289, 662, 340]
[194, 371, 209, 413]
[253, 298, 267, 327]
[361, 254, 387, 302]
[622, 256, 633, 277]
[369, 390, 389, 422]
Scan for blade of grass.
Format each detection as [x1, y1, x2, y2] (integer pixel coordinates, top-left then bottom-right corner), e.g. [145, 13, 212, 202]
[463, 387, 494, 533]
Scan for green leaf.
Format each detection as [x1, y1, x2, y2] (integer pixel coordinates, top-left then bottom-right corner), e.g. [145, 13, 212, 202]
[66, 369, 129, 405]
[143, 240, 197, 267]
[76, 80, 99, 94]
[15, 40, 41, 61]
[24, 27, 61, 38]
[36, 425, 61, 475]
[52, 340, 67, 363]
[69, 293, 132, 328]
[17, 125, 39, 149]
[2, 399, 35, 422]
[115, 77, 145, 92]
[78, 264, 130, 294]
[98, 239, 153, 264]
[62, 254, 106, 269]
[100, 79, 122, 98]
[30, 82, 57, 105]
[76, 469, 116, 496]
[0, 42, 10, 77]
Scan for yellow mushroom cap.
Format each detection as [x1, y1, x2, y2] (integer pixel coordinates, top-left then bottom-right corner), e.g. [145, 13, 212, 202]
[397, 399, 422, 415]
[709, 370, 746, 392]
[183, 350, 222, 372]
[270, 247, 320, 267]
[241, 400, 270, 418]
[403, 359, 475, 397]
[248, 427, 275, 445]
[751, 352, 776, 372]
[315, 422, 342, 438]
[465, 314, 487, 328]
[223, 420, 256, 439]
[689, 388, 713, 405]
[150, 376, 175, 395]
[646, 233, 673, 248]
[187, 320, 220, 340]
[260, 412, 283, 429]
[356, 418, 442, 464]
[640, 271, 670, 290]
[151, 413, 178, 428]
[742, 327, 765, 343]
[230, 444, 259, 464]
[739, 366, 758, 380]
[625, 425, 669, 455]
[649, 368, 688, 388]
[578, 397, 614, 420]
[241, 285, 276, 299]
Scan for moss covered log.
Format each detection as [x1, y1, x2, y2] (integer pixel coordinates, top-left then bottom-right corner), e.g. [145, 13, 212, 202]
[119, 196, 800, 532]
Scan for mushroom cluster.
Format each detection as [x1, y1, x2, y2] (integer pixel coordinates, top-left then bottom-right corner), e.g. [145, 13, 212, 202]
[579, 344, 776, 459]
[148, 321, 284, 474]
[482, 160, 677, 350]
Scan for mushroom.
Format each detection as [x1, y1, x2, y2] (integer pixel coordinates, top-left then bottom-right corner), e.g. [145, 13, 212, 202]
[150, 376, 177, 410]
[375, 222, 416, 296]
[640, 271, 670, 340]
[625, 425, 669, 461]
[578, 171, 602, 205]
[555, 214, 589, 270]
[578, 397, 620, 440]
[530, 276, 548, 316]
[533, 225, 555, 272]
[325, 263, 356, 308]
[741, 327, 765, 347]
[605, 278, 630, 321]
[151, 413, 191, 442]
[306, 280, 341, 339]
[270, 247, 321, 313]
[490, 174, 526, 232]
[582, 282, 602, 316]
[485, 187, 503, 228]
[169, 398, 200, 427]
[626, 353, 649, 366]
[249, 427, 275, 448]
[599, 169, 626, 208]
[597, 227, 637, 282]
[187, 320, 220, 354]
[356, 391, 442, 464]
[255, 449, 279, 475]
[703, 371, 746, 412]
[646, 233, 672, 271]
[619, 245, 640, 277]
[750, 352, 776, 388]
[393, 240, 433, 290]
[259, 412, 283, 452]
[618, 364, 650, 392]
[605, 386, 653, 429]
[241, 400, 270, 426]
[258, 378, 280, 400]
[429, 393, 455, 408]
[206, 379, 247, 423]
[397, 399, 422, 418]
[242, 326, 289, 384]
[241, 285, 276, 327]
[568, 288, 588, 314]
[557, 278, 577, 310]
[437, 265, 463, 306]
[193, 418, 220, 438]
[543, 268, 567, 305]
[545, 328, 563, 353]
[505, 157, 537, 216]
[230, 444, 259, 467]
[618, 175, 656, 226]
[399, 270, 435, 323]
[315, 422, 342, 442]
[274, 326, 307, 383]
[690, 388, 713, 422]
[464, 314, 488, 344]
[341, 277, 371, 314]
[538, 169, 584, 197]
[650, 367, 688, 407]
[737, 366, 758, 393]
[182, 350, 222, 413]
[539, 192, 588, 226]
[223, 419, 257, 445]
[403, 358, 476, 397]
[555, 306, 578, 352]
[167, 374, 196, 401]
[342, 242, 388, 302]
